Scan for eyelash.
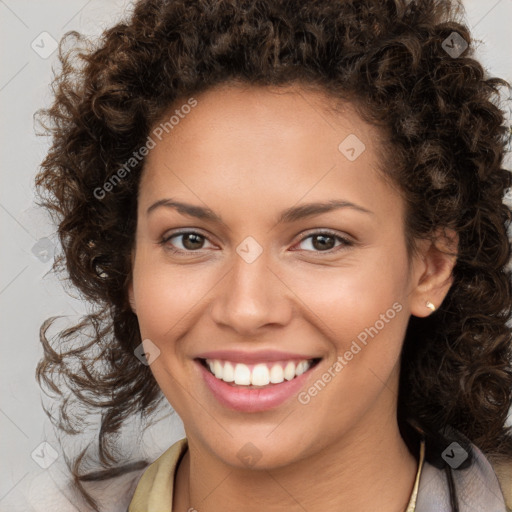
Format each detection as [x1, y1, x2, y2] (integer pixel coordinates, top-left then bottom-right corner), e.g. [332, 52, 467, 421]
[158, 229, 354, 255]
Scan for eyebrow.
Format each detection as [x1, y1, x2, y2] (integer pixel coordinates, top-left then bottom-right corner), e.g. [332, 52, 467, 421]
[146, 198, 374, 223]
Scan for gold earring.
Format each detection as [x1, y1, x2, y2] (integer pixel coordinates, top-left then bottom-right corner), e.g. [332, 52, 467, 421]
[425, 301, 436, 312]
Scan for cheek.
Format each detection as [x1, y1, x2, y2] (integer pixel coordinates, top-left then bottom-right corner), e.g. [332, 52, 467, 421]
[281, 253, 410, 390]
[292, 266, 409, 421]
[285, 253, 408, 336]
[131, 250, 212, 339]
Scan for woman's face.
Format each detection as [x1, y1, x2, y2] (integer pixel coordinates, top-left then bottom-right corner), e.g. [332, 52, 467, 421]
[129, 83, 437, 468]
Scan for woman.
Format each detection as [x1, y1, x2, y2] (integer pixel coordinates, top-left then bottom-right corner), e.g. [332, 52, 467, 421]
[35, 0, 512, 510]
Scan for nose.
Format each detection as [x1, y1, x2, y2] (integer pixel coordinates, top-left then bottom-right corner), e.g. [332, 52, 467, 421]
[209, 251, 294, 336]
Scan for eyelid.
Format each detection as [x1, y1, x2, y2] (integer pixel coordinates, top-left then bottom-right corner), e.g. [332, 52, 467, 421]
[158, 229, 218, 253]
[159, 228, 354, 255]
[293, 229, 354, 252]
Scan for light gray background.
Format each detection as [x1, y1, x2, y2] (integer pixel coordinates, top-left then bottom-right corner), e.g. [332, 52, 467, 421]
[1, 0, 511, 510]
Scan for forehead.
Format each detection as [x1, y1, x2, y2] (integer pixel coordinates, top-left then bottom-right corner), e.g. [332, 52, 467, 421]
[138, 83, 401, 222]
[147, 83, 377, 153]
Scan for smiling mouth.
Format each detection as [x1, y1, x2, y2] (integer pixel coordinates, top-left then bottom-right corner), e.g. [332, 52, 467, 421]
[197, 357, 322, 388]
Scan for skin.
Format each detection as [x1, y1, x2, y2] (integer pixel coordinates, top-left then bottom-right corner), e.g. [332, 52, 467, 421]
[128, 83, 457, 511]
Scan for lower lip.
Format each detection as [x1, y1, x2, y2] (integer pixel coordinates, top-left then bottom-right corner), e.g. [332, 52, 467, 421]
[196, 360, 316, 413]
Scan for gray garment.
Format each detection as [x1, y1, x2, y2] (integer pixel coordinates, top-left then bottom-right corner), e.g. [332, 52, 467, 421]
[416, 441, 509, 512]
[2, 441, 508, 512]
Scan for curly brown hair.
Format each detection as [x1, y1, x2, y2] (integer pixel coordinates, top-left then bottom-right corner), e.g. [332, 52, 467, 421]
[35, 0, 512, 509]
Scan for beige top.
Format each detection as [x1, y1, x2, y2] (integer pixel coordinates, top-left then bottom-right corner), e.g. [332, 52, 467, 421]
[129, 437, 426, 512]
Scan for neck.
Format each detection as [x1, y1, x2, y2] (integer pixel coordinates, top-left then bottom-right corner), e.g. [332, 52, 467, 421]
[174, 409, 419, 512]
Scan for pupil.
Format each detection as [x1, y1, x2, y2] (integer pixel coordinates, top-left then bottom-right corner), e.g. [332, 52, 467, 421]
[313, 234, 334, 251]
[181, 234, 336, 251]
[183, 233, 203, 250]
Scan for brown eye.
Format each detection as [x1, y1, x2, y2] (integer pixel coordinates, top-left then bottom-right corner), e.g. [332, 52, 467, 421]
[296, 232, 353, 253]
[160, 231, 214, 253]
[180, 233, 205, 250]
[311, 234, 335, 251]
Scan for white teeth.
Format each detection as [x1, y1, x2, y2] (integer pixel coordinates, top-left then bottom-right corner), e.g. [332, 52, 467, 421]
[295, 361, 308, 376]
[223, 361, 235, 382]
[251, 364, 270, 386]
[283, 361, 296, 381]
[269, 364, 284, 383]
[234, 363, 251, 385]
[204, 358, 314, 386]
[213, 360, 223, 379]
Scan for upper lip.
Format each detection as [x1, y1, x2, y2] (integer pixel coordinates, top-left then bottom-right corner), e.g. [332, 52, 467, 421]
[194, 350, 320, 364]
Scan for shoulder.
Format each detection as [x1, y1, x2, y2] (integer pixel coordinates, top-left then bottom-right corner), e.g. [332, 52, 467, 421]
[50, 441, 187, 512]
[128, 437, 188, 512]
[127, 437, 512, 512]
[0, 461, 147, 512]
[492, 458, 512, 512]
[416, 440, 512, 512]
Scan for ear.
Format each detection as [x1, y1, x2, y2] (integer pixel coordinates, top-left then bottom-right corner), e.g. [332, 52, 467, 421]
[409, 228, 458, 318]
